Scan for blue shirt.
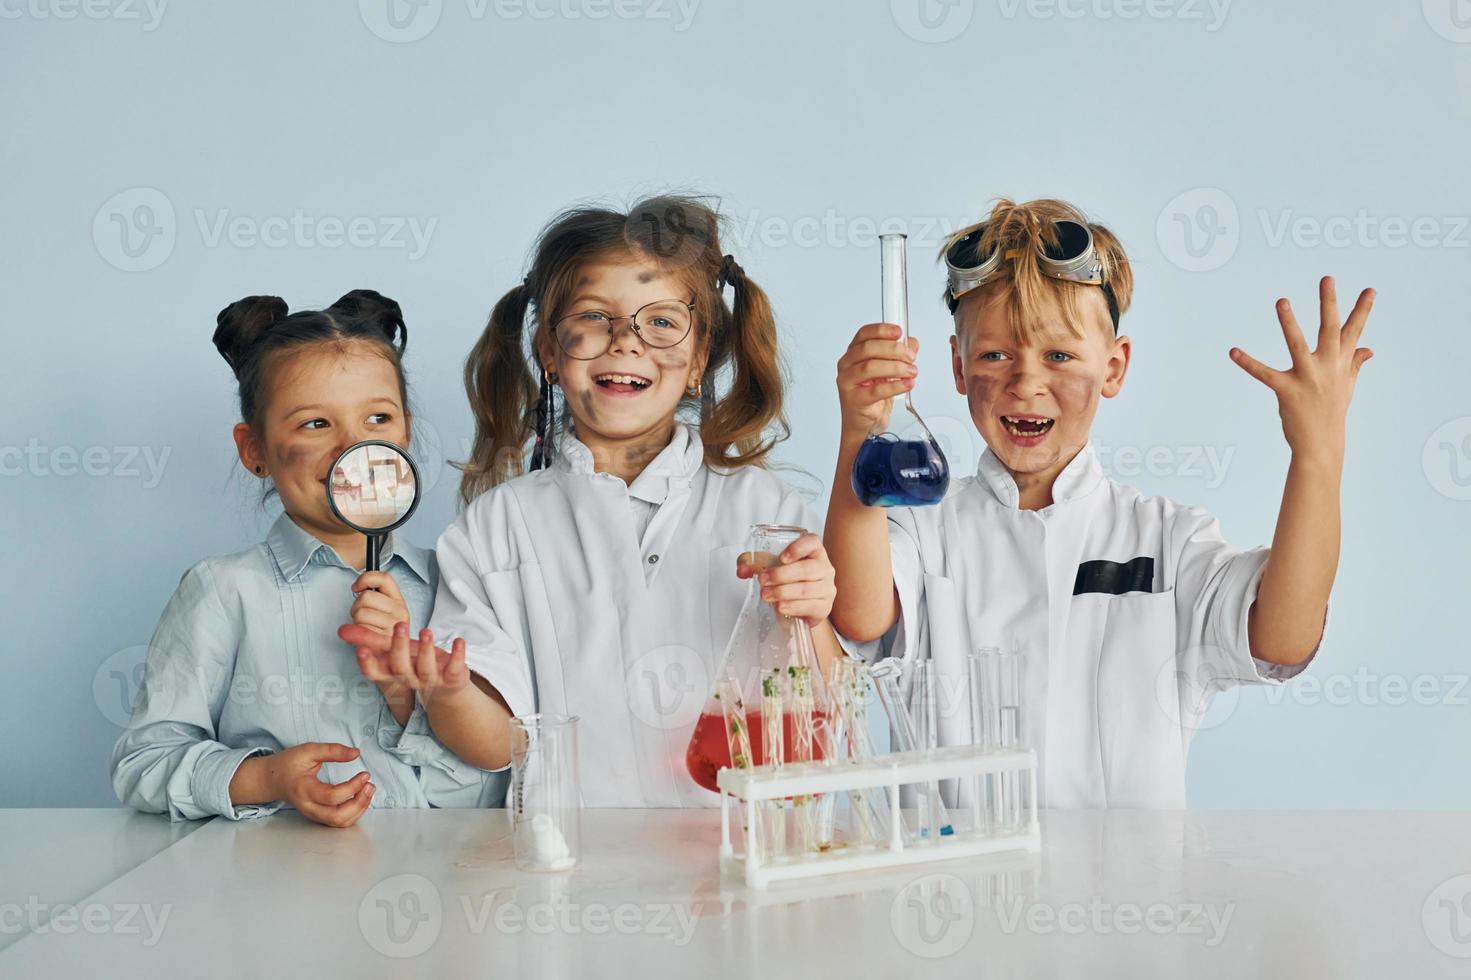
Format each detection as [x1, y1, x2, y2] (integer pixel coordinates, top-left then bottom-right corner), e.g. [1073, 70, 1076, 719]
[112, 512, 506, 820]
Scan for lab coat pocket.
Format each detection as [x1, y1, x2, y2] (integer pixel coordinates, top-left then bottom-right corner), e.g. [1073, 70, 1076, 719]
[920, 573, 970, 664]
[1090, 588, 1187, 808]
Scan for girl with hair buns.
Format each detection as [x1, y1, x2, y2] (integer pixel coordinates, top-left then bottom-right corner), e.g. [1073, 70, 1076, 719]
[340, 196, 847, 806]
[112, 290, 502, 828]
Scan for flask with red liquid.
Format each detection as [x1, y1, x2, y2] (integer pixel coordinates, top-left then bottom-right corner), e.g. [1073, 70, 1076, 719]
[685, 524, 833, 793]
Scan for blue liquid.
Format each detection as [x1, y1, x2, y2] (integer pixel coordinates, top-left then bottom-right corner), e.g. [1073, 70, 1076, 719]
[851, 434, 950, 507]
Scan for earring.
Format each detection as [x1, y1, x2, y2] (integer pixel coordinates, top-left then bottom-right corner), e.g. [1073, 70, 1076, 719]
[686, 377, 702, 398]
[544, 368, 558, 385]
[254, 465, 264, 475]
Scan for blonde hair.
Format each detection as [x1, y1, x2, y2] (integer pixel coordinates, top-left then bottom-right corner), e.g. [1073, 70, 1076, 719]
[941, 198, 1133, 342]
[456, 195, 790, 504]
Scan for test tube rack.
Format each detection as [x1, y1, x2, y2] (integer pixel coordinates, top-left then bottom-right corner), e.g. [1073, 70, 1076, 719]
[716, 744, 1040, 889]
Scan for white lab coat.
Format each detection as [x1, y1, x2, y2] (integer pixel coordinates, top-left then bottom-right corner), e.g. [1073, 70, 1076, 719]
[428, 423, 822, 807]
[885, 443, 1316, 809]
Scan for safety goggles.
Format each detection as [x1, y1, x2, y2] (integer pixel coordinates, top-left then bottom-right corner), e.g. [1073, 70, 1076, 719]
[942, 211, 1120, 331]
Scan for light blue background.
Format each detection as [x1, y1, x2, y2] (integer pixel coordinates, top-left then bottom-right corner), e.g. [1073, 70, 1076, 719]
[3, 0, 1468, 807]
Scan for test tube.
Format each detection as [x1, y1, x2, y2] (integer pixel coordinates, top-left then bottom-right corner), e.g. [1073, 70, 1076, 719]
[967, 648, 998, 836]
[909, 660, 945, 842]
[871, 659, 953, 839]
[760, 667, 786, 855]
[831, 659, 891, 846]
[812, 657, 846, 849]
[991, 649, 1024, 833]
[788, 665, 818, 852]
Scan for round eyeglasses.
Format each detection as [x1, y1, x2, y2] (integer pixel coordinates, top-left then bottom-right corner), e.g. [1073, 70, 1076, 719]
[550, 298, 696, 360]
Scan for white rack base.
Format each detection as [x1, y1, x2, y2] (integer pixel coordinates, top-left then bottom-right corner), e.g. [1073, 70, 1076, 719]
[716, 744, 1041, 889]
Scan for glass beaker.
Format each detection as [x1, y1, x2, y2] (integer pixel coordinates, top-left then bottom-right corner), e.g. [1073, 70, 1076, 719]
[685, 524, 835, 794]
[851, 233, 950, 507]
[510, 713, 581, 872]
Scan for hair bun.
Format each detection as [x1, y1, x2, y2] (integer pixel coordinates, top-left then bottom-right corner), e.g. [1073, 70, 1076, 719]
[329, 289, 407, 352]
[213, 295, 289, 374]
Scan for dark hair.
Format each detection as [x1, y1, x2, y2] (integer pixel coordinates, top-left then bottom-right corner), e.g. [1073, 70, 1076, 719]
[457, 194, 789, 504]
[212, 289, 410, 428]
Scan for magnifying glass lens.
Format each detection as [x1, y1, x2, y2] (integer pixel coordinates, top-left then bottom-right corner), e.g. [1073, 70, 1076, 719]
[327, 442, 418, 532]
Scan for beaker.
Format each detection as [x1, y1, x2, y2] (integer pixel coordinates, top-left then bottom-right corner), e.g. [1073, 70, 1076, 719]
[685, 524, 835, 794]
[851, 233, 950, 507]
[510, 713, 581, 872]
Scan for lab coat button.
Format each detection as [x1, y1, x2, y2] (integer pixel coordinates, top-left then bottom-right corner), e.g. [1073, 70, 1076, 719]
[648, 555, 660, 564]
[362, 724, 375, 737]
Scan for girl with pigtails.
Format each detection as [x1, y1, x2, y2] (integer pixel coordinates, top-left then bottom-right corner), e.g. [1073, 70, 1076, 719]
[340, 196, 844, 806]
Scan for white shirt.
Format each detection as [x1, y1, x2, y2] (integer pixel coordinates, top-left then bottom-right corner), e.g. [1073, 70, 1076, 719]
[428, 423, 824, 807]
[885, 443, 1316, 809]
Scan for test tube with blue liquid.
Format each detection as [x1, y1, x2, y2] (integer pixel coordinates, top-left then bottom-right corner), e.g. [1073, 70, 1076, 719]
[851, 233, 951, 507]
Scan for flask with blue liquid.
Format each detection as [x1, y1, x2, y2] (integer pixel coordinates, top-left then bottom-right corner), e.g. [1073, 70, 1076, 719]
[851, 233, 950, 507]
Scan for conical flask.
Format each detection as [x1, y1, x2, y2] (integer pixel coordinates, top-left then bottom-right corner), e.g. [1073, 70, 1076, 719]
[685, 524, 835, 793]
[851, 233, 950, 507]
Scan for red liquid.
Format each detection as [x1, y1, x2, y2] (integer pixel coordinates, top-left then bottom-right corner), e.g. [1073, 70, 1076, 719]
[685, 708, 830, 793]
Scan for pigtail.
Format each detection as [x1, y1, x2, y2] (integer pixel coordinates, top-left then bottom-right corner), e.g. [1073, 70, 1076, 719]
[212, 295, 289, 375]
[699, 256, 789, 470]
[458, 281, 539, 505]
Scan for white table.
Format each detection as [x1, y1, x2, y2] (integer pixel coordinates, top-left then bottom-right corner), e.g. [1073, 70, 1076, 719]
[0, 809, 203, 954]
[1, 809, 1468, 978]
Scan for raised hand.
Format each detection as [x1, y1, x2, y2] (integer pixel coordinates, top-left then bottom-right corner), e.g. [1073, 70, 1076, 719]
[836, 322, 919, 439]
[1229, 276, 1374, 461]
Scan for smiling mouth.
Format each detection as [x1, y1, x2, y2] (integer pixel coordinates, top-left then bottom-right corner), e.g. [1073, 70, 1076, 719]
[594, 372, 652, 393]
[1000, 415, 1056, 439]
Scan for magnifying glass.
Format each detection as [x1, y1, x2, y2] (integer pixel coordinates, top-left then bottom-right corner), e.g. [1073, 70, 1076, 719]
[325, 440, 421, 571]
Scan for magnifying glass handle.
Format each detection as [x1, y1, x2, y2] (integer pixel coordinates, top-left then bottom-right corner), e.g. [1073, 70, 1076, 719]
[365, 534, 383, 573]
